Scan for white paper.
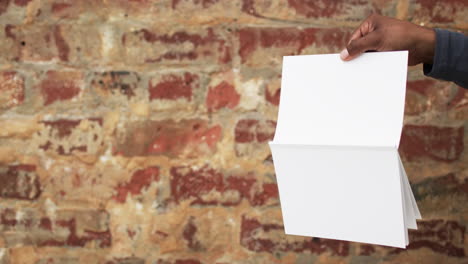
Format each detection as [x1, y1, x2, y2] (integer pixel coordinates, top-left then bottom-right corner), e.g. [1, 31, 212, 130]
[269, 51, 421, 248]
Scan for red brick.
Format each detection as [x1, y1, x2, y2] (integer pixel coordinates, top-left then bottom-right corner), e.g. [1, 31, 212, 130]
[106, 257, 145, 264]
[404, 78, 458, 115]
[149, 72, 199, 101]
[0, 0, 10, 15]
[6, 25, 66, 62]
[412, 173, 468, 200]
[0, 71, 24, 110]
[241, 0, 394, 21]
[170, 166, 278, 206]
[239, 27, 349, 67]
[113, 167, 160, 203]
[155, 259, 202, 264]
[115, 119, 222, 157]
[172, 0, 221, 9]
[122, 27, 231, 66]
[91, 71, 140, 99]
[48, 0, 98, 19]
[206, 80, 239, 112]
[183, 216, 202, 250]
[360, 219, 466, 257]
[13, 0, 33, 6]
[235, 119, 276, 143]
[240, 215, 349, 255]
[35, 258, 80, 264]
[0, 0, 33, 15]
[37, 71, 83, 106]
[265, 86, 280, 106]
[411, 0, 468, 25]
[448, 86, 468, 120]
[400, 125, 464, 162]
[5, 24, 100, 64]
[1, 25, 18, 62]
[0, 164, 41, 200]
[106, 0, 240, 25]
[0, 208, 111, 248]
[37, 118, 104, 155]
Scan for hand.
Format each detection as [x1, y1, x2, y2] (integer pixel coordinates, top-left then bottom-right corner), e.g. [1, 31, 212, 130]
[340, 14, 436, 66]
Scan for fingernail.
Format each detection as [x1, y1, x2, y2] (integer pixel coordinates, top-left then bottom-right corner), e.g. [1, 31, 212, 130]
[340, 48, 349, 60]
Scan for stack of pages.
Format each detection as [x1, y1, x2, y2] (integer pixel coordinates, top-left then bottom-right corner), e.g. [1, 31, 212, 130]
[269, 51, 421, 248]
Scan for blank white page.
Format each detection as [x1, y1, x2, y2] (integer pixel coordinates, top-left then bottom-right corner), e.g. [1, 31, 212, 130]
[270, 144, 406, 248]
[274, 52, 408, 148]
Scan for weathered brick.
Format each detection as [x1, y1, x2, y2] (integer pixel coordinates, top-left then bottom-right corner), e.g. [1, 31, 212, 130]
[239, 27, 350, 67]
[13, 0, 33, 6]
[108, 0, 240, 25]
[44, 159, 120, 202]
[206, 71, 239, 112]
[5, 24, 67, 62]
[241, 215, 349, 255]
[170, 166, 278, 206]
[106, 257, 145, 264]
[0, 0, 9, 15]
[360, 219, 466, 257]
[400, 125, 464, 162]
[37, 71, 84, 106]
[36, 118, 104, 156]
[0, 208, 111, 248]
[155, 259, 202, 264]
[183, 216, 202, 250]
[0, 164, 41, 200]
[115, 119, 221, 158]
[0, 71, 24, 110]
[91, 71, 140, 99]
[0, 25, 19, 62]
[410, 0, 468, 27]
[113, 167, 160, 203]
[149, 72, 199, 101]
[412, 172, 468, 201]
[122, 27, 231, 66]
[234, 118, 277, 157]
[404, 78, 461, 115]
[35, 257, 80, 264]
[235, 119, 276, 143]
[46, 0, 105, 20]
[5, 24, 101, 64]
[264, 75, 281, 106]
[448, 86, 468, 120]
[0, 0, 34, 16]
[241, 0, 395, 23]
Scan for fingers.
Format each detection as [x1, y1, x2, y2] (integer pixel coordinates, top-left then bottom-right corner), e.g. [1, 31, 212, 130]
[348, 18, 374, 45]
[341, 32, 382, 61]
[341, 14, 380, 61]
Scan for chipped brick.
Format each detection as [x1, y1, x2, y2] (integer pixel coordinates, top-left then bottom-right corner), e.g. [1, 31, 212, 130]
[37, 71, 83, 106]
[241, 215, 349, 255]
[122, 27, 231, 66]
[149, 72, 199, 101]
[0, 71, 24, 110]
[115, 119, 222, 157]
[0, 164, 41, 200]
[400, 125, 464, 162]
[170, 166, 278, 206]
[113, 167, 160, 203]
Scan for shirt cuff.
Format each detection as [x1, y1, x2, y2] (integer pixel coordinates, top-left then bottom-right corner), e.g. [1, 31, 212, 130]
[423, 28, 449, 79]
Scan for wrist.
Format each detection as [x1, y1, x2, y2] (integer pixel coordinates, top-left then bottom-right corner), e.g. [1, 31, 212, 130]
[417, 27, 436, 64]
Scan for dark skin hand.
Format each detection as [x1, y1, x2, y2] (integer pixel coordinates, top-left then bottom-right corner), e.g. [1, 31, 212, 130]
[340, 14, 436, 66]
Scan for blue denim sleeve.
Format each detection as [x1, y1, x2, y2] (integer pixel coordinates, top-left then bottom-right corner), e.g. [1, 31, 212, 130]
[423, 29, 468, 89]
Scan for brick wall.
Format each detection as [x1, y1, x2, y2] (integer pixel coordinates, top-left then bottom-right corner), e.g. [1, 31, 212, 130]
[0, 0, 467, 263]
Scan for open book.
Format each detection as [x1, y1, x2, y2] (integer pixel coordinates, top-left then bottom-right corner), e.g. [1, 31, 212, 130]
[269, 51, 421, 248]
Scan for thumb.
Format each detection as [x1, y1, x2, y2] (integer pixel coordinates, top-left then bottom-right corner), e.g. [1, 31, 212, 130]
[340, 32, 381, 61]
